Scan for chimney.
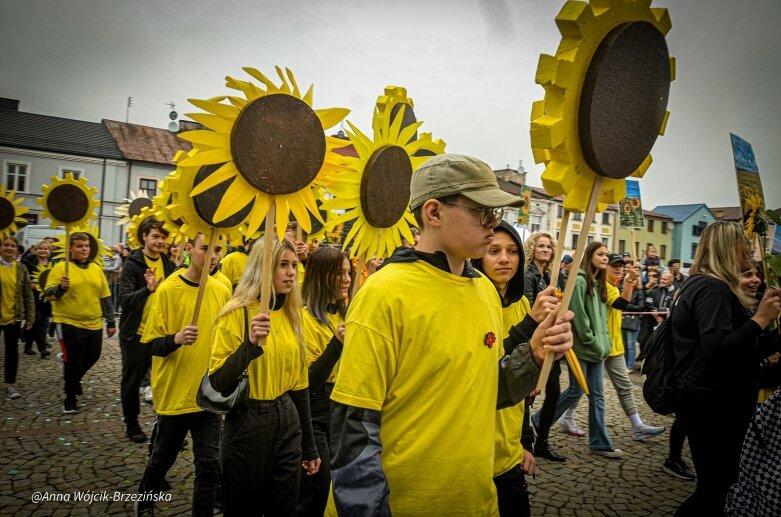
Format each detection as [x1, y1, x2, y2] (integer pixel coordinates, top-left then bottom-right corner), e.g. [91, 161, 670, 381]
[0, 98, 20, 111]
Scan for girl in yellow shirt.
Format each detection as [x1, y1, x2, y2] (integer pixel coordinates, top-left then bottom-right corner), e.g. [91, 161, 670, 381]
[209, 237, 320, 516]
[2, 237, 33, 400]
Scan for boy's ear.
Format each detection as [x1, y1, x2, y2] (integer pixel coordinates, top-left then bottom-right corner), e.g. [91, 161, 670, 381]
[421, 199, 443, 228]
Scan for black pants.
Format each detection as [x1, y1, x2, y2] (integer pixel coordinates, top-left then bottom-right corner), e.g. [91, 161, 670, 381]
[674, 410, 748, 517]
[535, 359, 562, 441]
[60, 324, 102, 398]
[222, 395, 302, 517]
[298, 384, 333, 517]
[120, 333, 152, 423]
[494, 464, 531, 517]
[138, 411, 220, 517]
[25, 295, 50, 352]
[668, 417, 687, 462]
[2, 322, 21, 384]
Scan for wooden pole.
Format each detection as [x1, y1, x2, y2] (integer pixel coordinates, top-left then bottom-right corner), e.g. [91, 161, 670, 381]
[257, 201, 277, 348]
[190, 229, 218, 326]
[630, 228, 637, 261]
[534, 176, 603, 394]
[548, 210, 571, 290]
[64, 227, 70, 277]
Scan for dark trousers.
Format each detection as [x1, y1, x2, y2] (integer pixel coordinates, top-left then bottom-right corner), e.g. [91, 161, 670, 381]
[674, 411, 748, 517]
[2, 322, 21, 384]
[222, 395, 302, 517]
[138, 411, 220, 517]
[668, 417, 687, 462]
[60, 324, 102, 398]
[298, 384, 333, 517]
[120, 334, 152, 424]
[535, 359, 561, 441]
[494, 464, 531, 517]
[25, 295, 50, 352]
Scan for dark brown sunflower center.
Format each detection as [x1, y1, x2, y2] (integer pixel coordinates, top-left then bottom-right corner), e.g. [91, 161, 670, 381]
[47, 184, 89, 224]
[360, 145, 413, 228]
[0, 197, 16, 229]
[129, 197, 153, 218]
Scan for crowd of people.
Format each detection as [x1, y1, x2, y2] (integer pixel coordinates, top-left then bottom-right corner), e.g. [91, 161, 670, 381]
[2, 154, 780, 517]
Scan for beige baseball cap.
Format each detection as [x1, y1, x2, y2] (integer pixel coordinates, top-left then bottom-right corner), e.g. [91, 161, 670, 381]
[410, 154, 525, 210]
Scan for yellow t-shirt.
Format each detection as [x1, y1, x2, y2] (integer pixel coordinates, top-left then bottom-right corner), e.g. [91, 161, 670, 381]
[212, 270, 232, 292]
[607, 283, 624, 357]
[136, 254, 165, 336]
[297, 261, 306, 286]
[141, 274, 230, 415]
[302, 307, 344, 384]
[0, 263, 17, 325]
[46, 261, 110, 330]
[493, 296, 531, 477]
[331, 261, 504, 517]
[219, 251, 248, 289]
[210, 301, 308, 400]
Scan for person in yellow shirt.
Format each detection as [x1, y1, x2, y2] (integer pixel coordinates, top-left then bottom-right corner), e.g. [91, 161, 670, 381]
[209, 237, 320, 516]
[297, 246, 352, 516]
[44, 232, 115, 414]
[330, 154, 574, 516]
[134, 232, 230, 517]
[218, 239, 250, 290]
[1, 237, 33, 400]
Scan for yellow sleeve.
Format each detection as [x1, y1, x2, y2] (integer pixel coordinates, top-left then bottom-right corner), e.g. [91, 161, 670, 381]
[140, 291, 166, 343]
[44, 262, 65, 292]
[208, 309, 244, 375]
[607, 283, 620, 306]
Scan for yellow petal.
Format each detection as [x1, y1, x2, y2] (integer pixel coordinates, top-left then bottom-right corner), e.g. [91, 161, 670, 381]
[189, 98, 239, 119]
[316, 108, 350, 131]
[242, 67, 277, 91]
[275, 199, 289, 241]
[286, 194, 312, 234]
[185, 113, 233, 134]
[302, 84, 314, 106]
[245, 194, 272, 237]
[190, 163, 239, 196]
[179, 130, 230, 149]
[397, 121, 423, 146]
[387, 104, 405, 141]
[285, 68, 301, 99]
[179, 149, 234, 167]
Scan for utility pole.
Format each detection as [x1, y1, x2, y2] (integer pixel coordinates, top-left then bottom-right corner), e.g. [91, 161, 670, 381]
[126, 96, 133, 123]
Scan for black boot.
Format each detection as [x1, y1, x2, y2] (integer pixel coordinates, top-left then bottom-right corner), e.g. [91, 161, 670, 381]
[534, 439, 567, 462]
[126, 420, 147, 443]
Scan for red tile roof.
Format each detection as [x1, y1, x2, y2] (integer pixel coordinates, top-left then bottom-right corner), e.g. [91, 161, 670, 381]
[103, 120, 192, 165]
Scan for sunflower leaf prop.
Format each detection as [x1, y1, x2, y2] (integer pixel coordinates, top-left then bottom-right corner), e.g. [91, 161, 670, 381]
[321, 86, 445, 261]
[0, 187, 29, 241]
[530, 0, 674, 393]
[178, 66, 350, 241]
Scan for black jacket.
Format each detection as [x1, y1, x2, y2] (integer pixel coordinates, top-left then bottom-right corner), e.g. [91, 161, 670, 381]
[523, 263, 550, 306]
[118, 249, 175, 341]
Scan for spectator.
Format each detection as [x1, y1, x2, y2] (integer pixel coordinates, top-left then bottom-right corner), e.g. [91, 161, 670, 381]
[668, 258, 686, 289]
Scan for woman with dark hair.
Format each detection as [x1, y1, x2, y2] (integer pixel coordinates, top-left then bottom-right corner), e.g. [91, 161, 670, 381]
[550, 241, 621, 458]
[297, 246, 352, 516]
[672, 222, 780, 516]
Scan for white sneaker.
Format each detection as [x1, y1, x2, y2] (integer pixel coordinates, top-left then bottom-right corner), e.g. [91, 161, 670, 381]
[633, 423, 666, 441]
[6, 386, 21, 399]
[591, 448, 623, 459]
[56, 352, 64, 372]
[559, 417, 586, 437]
[143, 385, 153, 404]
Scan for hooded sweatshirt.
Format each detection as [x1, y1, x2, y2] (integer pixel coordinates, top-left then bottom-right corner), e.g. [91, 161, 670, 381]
[570, 269, 611, 362]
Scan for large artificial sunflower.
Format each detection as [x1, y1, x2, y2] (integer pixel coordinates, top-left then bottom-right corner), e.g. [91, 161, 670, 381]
[152, 176, 185, 244]
[114, 190, 153, 226]
[0, 187, 29, 240]
[37, 173, 100, 229]
[531, 0, 674, 213]
[321, 87, 445, 259]
[177, 66, 350, 240]
[52, 222, 110, 267]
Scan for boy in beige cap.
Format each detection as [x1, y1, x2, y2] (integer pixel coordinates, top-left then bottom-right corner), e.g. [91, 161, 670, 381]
[330, 154, 574, 516]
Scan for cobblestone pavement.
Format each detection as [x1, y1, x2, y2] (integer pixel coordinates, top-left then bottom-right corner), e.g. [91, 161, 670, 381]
[2, 337, 694, 516]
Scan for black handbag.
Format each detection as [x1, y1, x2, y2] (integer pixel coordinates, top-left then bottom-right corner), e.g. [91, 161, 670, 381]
[196, 308, 251, 415]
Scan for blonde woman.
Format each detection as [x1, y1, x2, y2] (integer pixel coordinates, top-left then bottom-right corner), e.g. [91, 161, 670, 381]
[209, 237, 320, 516]
[671, 221, 780, 516]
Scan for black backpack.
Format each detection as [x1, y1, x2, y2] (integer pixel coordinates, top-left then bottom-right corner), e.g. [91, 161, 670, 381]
[641, 277, 699, 415]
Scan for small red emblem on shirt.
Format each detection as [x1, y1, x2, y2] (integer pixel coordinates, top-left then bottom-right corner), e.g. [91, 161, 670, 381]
[484, 332, 496, 349]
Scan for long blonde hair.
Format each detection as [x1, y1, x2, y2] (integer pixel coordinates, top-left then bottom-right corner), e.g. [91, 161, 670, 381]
[689, 221, 754, 307]
[217, 237, 305, 362]
[524, 231, 555, 273]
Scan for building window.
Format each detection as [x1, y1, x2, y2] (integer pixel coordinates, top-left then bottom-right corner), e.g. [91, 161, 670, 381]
[619, 240, 626, 254]
[571, 233, 579, 249]
[692, 221, 706, 237]
[572, 212, 582, 221]
[530, 215, 541, 233]
[4, 161, 29, 193]
[587, 235, 594, 244]
[602, 213, 610, 225]
[647, 219, 655, 232]
[660, 244, 667, 259]
[557, 205, 564, 218]
[691, 242, 698, 259]
[139, 178, 158, 199]
[661, 221, 669, 234]
[59, 166, 83, 179]
[601, 237, 609, 245]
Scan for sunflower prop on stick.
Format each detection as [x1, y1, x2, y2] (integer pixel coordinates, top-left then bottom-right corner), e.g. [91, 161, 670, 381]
[175, 66, 349, 330]
[321, 86, 445, 295]
[0, 187, 29, 241]
[37, 173, 100, 275]
[530, 0, 675, 392]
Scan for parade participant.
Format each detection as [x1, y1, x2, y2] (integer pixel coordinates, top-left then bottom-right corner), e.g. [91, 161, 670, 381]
[22, 239, 52, 358]
[672, 221, 781, 516]
[524, 232, 567, 461]
[297, 246, 351, 516]
[549, 242, 621, 458]
[2, 237, 33, 399]
[44, 232, 115, 413]
[218, 239, 250, 290]
[134, 233, 230, 517]
[119, 218, 175, 443]
[473, 221, 559, 517]
[209, 237, 319, 516]
[329, 154, 574, 515]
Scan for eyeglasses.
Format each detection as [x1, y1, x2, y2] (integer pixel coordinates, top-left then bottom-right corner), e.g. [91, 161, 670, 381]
[445, 202, 504, 227]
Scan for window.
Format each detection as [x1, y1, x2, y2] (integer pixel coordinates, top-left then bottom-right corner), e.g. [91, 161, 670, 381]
[692, 221, 706, 237]
[691, 242, 698, 259]
[661, 221, 669, 234]
[4, 161, 29, 192]
[660, 244, 667, 259]
[647, 219, 655, 232]
[530, 215, 541, 233]
[587, 235, 594, 244]
[571, 233, 579, 249]
[572, 212, 582, 221]
[602, 213, 610, 225]
[601, 237, 609, 245]
[619, 240, 626, 254]
[557, 205, 564, 218]
[60, 167, 83, 179]
[139, 178, 158, 198]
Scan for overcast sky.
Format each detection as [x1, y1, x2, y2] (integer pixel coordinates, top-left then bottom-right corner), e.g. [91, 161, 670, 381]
[1, 0, 779, 210]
